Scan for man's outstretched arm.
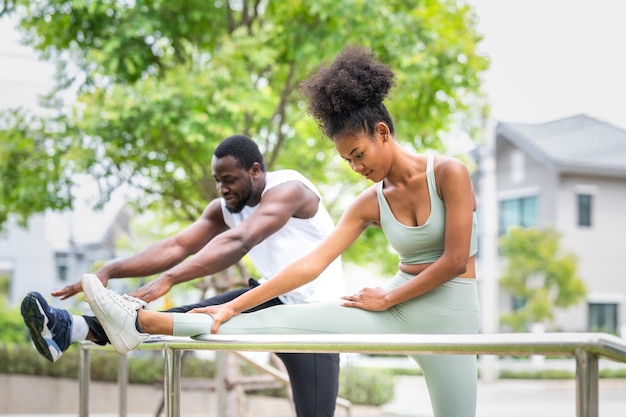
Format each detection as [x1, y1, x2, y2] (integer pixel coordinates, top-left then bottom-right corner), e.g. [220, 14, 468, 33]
[131, 181, 318, 301]
[51, 199, 227, 300]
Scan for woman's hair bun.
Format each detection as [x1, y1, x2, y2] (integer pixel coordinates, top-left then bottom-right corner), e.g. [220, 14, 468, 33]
[301, 45, 396, 118]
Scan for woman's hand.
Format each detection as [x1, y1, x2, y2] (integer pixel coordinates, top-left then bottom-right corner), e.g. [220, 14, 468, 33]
[341, 287, 389, 311]
[190, 303, 238, 334]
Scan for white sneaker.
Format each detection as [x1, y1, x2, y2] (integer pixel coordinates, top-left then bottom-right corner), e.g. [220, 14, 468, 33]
[81, 273, 149, 355]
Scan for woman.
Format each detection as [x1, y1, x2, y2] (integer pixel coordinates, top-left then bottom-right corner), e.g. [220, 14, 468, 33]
[84, 45, 480, 417]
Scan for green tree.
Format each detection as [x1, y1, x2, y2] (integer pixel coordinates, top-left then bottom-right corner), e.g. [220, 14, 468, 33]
[499, 227, 587, 332]
[0, 0, 489, 273]
[0, 289, 30, 344]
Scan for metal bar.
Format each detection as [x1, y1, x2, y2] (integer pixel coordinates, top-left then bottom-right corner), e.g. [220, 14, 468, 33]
[78, 345, 90, 417]
[125, 332, 626, 358]
[118, 354, 128, 417]
[163, 346, 182, 417]
[575, 348, 599, 417]
[77, 332, 626, 417]
[186, 333, 626, 360]
[216, 351, 227, 417]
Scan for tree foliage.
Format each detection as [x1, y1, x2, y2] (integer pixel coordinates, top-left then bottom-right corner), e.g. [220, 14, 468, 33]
[0, 287, 30, 344]
[0, 0, 489, 273]
[0, 109, 75, 229]
[499, 227, 587, 331]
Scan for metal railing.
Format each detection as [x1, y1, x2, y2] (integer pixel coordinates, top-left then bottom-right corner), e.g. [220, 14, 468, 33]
[78, 332, 626, 417]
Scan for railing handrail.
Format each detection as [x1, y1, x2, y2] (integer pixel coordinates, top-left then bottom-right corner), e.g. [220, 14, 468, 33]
[78, 332, 626, 417]
[182, 332, 626, 362]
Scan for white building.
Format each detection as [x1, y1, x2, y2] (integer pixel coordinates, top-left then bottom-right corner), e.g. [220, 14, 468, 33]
[475, 114, 626, 336]
[0, 186, 130, 308]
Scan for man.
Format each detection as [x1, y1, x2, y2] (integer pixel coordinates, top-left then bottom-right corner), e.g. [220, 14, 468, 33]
[21, 134, 345, 417]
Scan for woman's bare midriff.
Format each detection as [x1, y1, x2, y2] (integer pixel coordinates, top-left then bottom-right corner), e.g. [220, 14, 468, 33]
[398, 256, 476, 278]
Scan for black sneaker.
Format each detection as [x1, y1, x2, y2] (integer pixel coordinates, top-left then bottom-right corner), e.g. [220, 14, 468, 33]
[21, 292, 73, 363]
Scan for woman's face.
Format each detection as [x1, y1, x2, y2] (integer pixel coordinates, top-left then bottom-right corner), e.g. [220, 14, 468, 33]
[333, 126, 391, 183]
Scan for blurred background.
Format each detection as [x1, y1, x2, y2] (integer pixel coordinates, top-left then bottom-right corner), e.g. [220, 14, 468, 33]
[1, 1, 625, 415]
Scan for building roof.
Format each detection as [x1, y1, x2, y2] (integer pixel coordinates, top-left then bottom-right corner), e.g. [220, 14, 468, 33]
[496, 114, 626, 177]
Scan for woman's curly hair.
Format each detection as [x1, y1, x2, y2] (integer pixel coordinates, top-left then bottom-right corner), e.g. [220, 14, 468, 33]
[300, 45, 396, 140]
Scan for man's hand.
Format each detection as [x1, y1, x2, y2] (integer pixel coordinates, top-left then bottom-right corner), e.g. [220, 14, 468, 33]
[51, 274, 110, 300]
[130, 276, 173, 304]
[341, 287, 389, 311]
[189, 303, 238, 334]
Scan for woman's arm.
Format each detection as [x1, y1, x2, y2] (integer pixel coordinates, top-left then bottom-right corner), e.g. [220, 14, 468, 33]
[193, 188, 380, 333]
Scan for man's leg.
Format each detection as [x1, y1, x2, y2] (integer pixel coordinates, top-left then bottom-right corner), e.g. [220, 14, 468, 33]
[275, 353, 340, 417]
[21, 292, 74, 362]
[21, 278, 280, 359]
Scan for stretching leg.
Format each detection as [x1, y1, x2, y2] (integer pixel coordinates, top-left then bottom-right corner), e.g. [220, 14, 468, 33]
[84, 279, 278, 344]
[165, 277, 480, 417]
[412, 354, 478, 417]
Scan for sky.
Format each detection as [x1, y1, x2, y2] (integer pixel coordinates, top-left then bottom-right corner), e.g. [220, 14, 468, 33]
[1, 1, 625, 129]
[469, 0, 626, 129]
[0, 17, 56, 111]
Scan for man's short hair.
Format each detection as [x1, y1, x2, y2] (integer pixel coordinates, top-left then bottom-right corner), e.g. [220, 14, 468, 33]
[214, 135, 266, 171]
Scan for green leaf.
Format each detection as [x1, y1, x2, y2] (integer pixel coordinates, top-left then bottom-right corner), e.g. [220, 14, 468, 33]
[1, 0, 489, 273]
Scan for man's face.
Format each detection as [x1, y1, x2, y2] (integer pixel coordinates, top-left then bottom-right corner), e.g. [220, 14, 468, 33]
[212, 155, 255, 213]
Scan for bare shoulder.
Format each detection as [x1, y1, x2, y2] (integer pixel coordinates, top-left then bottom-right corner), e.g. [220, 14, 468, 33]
[433, 154, 471, 178]
[202, 199, 228, 224]
[259, 180, 319, 219]
[358, 183, 378, 201]
[344, 183, 380, 226]
[203, 199, 224, 217]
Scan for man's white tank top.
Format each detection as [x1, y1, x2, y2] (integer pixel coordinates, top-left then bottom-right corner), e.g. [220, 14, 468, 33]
[221, 170, 345, 304]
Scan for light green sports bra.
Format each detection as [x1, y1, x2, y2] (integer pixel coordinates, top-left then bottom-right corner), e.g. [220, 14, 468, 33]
[377, 153, 478, 265]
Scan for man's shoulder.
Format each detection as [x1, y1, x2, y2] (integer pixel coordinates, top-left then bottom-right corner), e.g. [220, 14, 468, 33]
[267, 169, 307, 182]
[265, 170, 319, 193]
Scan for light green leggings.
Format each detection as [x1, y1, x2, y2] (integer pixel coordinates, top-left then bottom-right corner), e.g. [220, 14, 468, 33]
[172, 272, 481, 417]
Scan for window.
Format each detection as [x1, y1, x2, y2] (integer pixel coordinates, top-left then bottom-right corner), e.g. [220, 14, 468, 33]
[58, 264, 68, 282]
[588, 302, 618, 334]
[577, 193, 592, 227]
[499, 195, 539, 234]
[55, 252, 69, 282]
[512, 295, 526, 311]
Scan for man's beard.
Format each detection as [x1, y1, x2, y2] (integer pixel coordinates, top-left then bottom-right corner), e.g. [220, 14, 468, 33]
[225, 178, 253, 213]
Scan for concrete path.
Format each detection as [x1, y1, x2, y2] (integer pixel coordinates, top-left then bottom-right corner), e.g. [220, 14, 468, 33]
[2, 374, 625, 417]
[385, 375, 626, 417]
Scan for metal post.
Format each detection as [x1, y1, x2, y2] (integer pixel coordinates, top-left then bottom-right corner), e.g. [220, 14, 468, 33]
[118, 354, 128, 417]
[78, 345, 90, 417]
[163, 346, 182, 417]
[478, 118, 501, 383]
[216, 351, 227, 417]
[575, 348, 599, 417]
[75, 333, 626, 417]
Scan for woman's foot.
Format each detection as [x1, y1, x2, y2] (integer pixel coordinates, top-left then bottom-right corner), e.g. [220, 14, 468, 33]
[81, 273, 148, 355]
